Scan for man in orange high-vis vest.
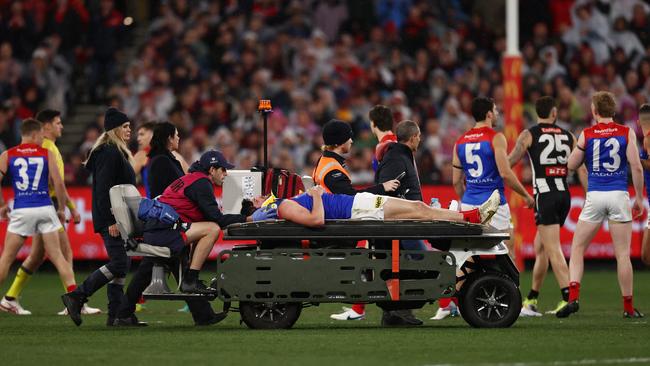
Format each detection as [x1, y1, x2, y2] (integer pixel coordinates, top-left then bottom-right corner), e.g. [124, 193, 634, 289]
[313, 119, 399, 195]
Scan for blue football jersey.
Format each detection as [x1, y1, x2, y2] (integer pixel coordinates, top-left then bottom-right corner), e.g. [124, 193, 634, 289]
[456, 126, 505, 205]
[8, 143, 52, 209]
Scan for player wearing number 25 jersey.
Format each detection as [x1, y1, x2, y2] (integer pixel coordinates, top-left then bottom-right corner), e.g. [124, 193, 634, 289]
[452, 97, 534, 258]
[557, 91, 644, 319]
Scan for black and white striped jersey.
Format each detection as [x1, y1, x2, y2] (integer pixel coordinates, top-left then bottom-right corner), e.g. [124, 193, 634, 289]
[527, 123, 574, 194]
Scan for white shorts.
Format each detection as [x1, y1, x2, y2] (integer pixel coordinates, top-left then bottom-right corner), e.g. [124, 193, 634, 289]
[461, 203, 513, 231]
[7, 206, 62, 236]
[579, 190, 632, 223]
[350, 192, 389, 220]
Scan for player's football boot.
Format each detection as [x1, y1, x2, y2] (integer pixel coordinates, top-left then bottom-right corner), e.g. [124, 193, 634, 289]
[478, 190, 500, 225]
[545, 300, 568, 315]
[555, 300, 579, 318]
[0, 297, 32, 315]
[330, 306, 365, 321]
[519, 298, 542, 317]
[623, 308, 644, 318]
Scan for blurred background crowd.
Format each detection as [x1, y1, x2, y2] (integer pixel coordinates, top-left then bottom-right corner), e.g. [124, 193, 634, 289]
[2, 0, 650, 187]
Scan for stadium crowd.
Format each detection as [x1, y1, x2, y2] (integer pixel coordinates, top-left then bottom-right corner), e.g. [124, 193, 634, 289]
[2, 0, 650, 186]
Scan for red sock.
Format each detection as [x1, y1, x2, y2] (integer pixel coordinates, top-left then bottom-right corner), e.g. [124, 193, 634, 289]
[623, 296, 634, 313]
[568, 281, 580, 302]
[461, 208, 480, 224]
[66, 284, 77, 293]
[138, 296, 146, 304]
[351, 303, 365, 314]
[439, 298, 451, 307]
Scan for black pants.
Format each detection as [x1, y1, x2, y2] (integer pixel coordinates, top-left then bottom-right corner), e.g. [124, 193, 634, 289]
[116, 255, 217, 324]
[75, 229, 130, 318]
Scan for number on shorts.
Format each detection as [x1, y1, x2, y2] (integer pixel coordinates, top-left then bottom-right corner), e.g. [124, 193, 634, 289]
[465, 143, 483, 177]
[13, 157, 44, 191]
[592, 138, 621, 172]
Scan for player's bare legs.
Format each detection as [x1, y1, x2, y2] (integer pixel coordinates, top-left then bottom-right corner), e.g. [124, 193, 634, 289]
[609, 222, 633, 297]
[539, 224, 569, 289]
[532, 231, 549, 291]
[21, 234, 46, 272]
[0, 233, 25, 285]
[642, 227, 650, 266]
[40, 231, 75, 287]
[384, 198, 464, 221]
[568, 220, 600, 285]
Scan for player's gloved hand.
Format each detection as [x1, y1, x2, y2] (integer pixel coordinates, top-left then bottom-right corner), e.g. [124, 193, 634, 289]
[251, 207, 278, 221]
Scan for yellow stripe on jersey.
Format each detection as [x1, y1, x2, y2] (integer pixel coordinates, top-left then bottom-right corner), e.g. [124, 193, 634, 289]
[42, 138, 76, 210]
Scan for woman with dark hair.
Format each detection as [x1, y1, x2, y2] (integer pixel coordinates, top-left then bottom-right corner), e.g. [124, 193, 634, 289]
[147, 122, 184, 198]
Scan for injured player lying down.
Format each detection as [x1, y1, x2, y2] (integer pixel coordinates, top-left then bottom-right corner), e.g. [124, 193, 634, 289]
[250, 186, 500, 227]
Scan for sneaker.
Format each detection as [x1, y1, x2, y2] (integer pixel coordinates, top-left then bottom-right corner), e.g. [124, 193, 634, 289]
[178, 304, 190, 313]
[58, 304, 102, 315]
[195, 312, 228, 326]
[519, 298, 542, 317]
[113, 314, 148, 327]
[623, 308, 644, 318]
[381, 310, 423, 326]
[545, 300, 568, 315]
[555, 300, 579, 318]
[180, 279, 218, 295]
[0, 297, 32, 315]
[61, 292, 85, 326]
[330, 306, 365, 321]
[431, 302, 460, 320]
[135, 303, 147, 313]
[478, 190, 500, 225]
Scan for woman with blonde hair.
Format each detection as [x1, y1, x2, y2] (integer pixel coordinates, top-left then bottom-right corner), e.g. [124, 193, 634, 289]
[62, 107, 143, 327]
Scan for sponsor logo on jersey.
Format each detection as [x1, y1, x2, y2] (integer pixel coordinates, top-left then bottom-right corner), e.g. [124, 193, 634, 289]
[593, 127, 618, 135]
[463, 132, 484, 140]
[545, 166, 567, 176]
[541, 127, 562, 133]
[16, 147, 38, 154]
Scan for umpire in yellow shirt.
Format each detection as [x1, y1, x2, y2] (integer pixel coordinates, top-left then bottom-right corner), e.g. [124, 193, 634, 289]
[0, 110, 101, 315]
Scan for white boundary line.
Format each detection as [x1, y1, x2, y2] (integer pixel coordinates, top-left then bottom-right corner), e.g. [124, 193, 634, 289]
[424, 357, 650, 366]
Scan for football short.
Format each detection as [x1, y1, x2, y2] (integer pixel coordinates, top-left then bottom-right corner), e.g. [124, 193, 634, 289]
[579, 190, 632, 223]
[7, 206, 62, 236]
[461, 202, 513, 231]
[350, 192, 389, 220]
[534, 191, 571, 226]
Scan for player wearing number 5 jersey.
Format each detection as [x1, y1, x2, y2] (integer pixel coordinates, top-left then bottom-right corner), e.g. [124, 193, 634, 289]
[452, 97, 534, 258]
[557, 91, 644, 319]
[0, 119, 76, 301]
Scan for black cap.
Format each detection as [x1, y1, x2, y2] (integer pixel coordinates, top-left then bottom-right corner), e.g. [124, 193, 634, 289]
[200, 150, 235, 171]
[322, 119, 353, 146]
[104, 107, 129, 131]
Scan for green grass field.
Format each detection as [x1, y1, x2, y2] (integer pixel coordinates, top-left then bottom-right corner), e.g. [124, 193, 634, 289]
[2, 269, 649, 366]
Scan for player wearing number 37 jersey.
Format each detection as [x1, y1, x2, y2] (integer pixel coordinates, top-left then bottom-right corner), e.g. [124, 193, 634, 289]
[556, 91, 644, 319]
[452, 97, 535, 259]
[0, 119, 76, 300]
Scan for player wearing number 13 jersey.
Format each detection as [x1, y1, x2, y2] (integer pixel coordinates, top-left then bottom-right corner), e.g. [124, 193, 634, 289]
[0, 119, 76, 303]
[452, 97, 535, 259]
[557, 91, 644, 319]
